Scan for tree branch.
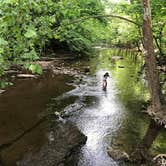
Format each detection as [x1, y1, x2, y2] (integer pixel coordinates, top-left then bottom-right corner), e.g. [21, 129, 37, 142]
[56, 14, 141, 28]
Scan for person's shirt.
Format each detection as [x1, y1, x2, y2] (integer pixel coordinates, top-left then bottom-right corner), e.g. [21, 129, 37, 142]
[103, 75, 109, 81]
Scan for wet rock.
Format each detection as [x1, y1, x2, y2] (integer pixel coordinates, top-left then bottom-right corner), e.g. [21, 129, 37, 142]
[118, 66, 125, 68]
[37, 61, 54, 70]
[18, 122, 87, 166]
[17, 74, 37, 78]
[40, 57, 57, 61]
[0, 90, 5, 94]
[5, 70, 20, 75]
[84, 66, 90, 73]
[107, 148, 129, 161]
[111, 56, 123, 60]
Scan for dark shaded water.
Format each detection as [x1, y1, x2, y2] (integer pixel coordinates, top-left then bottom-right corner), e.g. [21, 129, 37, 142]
[0, 48, 166, 165]
[0, 73, 74, 165]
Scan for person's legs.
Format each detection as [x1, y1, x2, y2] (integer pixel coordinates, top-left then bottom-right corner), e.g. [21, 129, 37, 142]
[103, 80, 107, 90]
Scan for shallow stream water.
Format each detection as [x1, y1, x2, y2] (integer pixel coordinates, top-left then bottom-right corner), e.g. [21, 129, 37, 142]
[57, 48, 166, 166]
[0, 48, 166, 166]
[58, 48, 149, 166]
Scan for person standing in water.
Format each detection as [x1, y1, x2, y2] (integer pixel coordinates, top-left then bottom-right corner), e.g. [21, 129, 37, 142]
[102, 72, 110, 90]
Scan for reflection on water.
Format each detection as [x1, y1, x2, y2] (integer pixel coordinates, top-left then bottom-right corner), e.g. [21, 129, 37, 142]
[1, 48, 165, 166]
[66, 70, 122, 166]
[0, 72, 73, 165]
[62, 48, 150, 166]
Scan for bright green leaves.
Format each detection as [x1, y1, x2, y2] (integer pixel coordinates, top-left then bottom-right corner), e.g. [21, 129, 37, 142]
[0, 79, 13, 88]
[24, 63, 42, 75]
[23, 49, 39, 61]
[0, 38, 8, 46]
[0, 38, 8, 57]
[0, 0, 45, 76]
[24, 28, 37, 38]
[29, 64, 42, 75]
[0, 0, 107, 77]
[53, 0, 106, 56]
[3, 0, 18, 5]
[0, 38, 8, 74]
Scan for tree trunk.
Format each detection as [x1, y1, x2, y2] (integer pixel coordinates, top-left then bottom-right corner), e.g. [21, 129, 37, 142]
[130, 0, 166, 163]
[142, 0, 164, 112]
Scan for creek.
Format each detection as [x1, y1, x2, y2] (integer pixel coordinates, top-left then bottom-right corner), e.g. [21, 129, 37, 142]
[0, 48, 165, 166]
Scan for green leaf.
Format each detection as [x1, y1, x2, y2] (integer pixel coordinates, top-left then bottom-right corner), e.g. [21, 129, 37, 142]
[24, 29, 37, 38]
[0, 38, 8, 46]
[23, 49, 39, 61]
[24, 62, 31, 70]
[0, 48, 4, 54]
[29, 64, 42, 75]
[3, 0, 18, 5]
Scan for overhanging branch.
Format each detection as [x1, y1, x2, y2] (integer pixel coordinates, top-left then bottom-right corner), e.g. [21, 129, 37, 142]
[56, 14, 141, 28]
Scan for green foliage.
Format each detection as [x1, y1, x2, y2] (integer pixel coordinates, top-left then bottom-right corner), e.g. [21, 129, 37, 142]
[0, 0, 106, 77]
[0, 0, 165, 79]
[129, 0, 166, 55]
[107, 0, 166, 54]
[53, 0, 106, 55]
[0, 79, 13, 88]
[24, 63, 42, 74]
[29, 64, 42, 75]
[104, 1, 141, 48]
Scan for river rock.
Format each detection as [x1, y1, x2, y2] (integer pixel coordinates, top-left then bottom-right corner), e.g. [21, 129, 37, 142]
[18, 122, 87, 166]
[111, 56, 123, 60]
[5, 70, 20, 75]
[0, 90, 5, 94]
[118, 66, 125, 68]
[84, 66, 90, 73]
[17, 74, 36, 78]
[107, 148, 129, 161]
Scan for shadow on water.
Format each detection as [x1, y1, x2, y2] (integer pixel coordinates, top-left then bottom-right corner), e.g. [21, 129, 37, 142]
[0, 72, 74, 165]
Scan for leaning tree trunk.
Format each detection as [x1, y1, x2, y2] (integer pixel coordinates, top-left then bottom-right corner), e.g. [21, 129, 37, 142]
[131, 0, 166, 163]
[142, 0, 164, 113]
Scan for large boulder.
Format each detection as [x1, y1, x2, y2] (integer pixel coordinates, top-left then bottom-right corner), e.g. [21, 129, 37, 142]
[18, 122, 87, 166]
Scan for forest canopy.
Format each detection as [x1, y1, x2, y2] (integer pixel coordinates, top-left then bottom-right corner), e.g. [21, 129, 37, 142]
[0, 0, 107, 75]
[0, 0, 165, 76]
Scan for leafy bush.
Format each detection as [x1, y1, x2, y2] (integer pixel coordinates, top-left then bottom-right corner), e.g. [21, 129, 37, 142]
[0, 0, 106, 76]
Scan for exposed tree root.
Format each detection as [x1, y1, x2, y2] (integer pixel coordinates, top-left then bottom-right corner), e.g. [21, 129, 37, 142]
[153, 154, 166, 166]
[147, 104, 166, 127]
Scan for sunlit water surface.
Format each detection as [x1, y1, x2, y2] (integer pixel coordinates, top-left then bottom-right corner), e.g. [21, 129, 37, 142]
[57, 48, 149, 166]
[66, 71, 123, 166]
